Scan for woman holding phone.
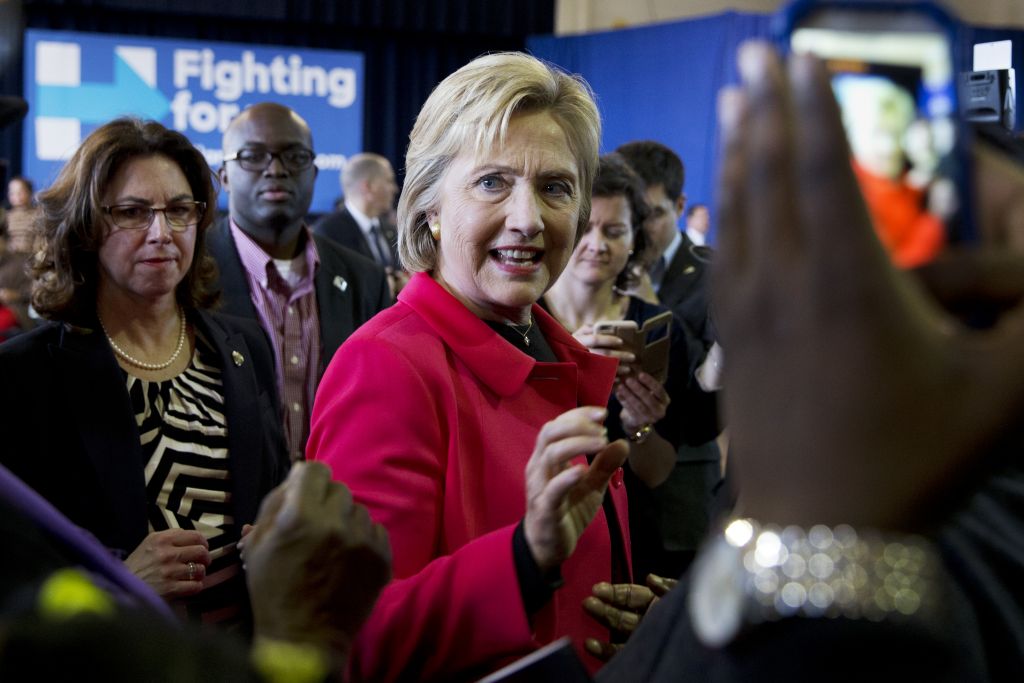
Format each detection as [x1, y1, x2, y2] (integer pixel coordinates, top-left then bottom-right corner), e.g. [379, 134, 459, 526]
[544, 153, 716, 587]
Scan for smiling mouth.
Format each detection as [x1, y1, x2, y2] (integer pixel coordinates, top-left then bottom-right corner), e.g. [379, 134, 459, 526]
[491, 248, 543, 266]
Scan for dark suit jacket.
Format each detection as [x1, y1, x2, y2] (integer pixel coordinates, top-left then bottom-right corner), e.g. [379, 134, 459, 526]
[0, 310, 289, 558]
[207, 220, 391, 374]
[659, 232, 714, 346]
[312, 207, 400, 268]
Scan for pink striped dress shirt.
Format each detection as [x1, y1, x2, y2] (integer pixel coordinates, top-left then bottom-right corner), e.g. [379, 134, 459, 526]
[229, 221, 321, 461]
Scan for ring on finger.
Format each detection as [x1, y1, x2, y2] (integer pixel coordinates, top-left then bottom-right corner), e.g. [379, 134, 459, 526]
[186, 561, 197, 581]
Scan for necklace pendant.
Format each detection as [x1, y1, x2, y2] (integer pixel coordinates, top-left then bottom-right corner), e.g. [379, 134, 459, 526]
[524, 334, 530, 347]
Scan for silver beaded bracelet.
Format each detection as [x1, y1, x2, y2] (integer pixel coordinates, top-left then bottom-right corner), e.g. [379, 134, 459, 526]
[689, 518, 941, 647]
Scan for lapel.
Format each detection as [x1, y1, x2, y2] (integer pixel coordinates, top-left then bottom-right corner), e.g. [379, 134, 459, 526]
[207, 219, 261, 322]
[312, 234, 356, 369]
[659, 234, 703, 309]
[398, 273, 617, 405]
[49, 323, 149, 552]
[193, 310, 267, 526]
[380, 218, 400, 266]
[339, 209, 377, 262]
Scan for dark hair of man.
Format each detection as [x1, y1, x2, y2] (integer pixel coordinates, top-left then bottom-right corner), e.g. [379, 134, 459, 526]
[31, 117, 219, 322]
[593, 152, 651, 291]
[615, 140, 685, 202]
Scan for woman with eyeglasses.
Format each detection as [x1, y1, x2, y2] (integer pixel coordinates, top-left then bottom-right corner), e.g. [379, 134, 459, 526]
[0, 118, 289, 630]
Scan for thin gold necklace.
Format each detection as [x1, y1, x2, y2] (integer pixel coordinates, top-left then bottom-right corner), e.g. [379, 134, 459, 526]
[98, 306, 187, 371]
[505, 316, 534, 347]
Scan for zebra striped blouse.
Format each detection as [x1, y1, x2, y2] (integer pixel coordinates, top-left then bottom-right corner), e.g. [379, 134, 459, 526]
[127, 333, 248, 630]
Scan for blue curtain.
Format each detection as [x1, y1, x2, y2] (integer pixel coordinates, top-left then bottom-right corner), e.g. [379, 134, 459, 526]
[530, 11, 1024, 244]
[529, 12, 773, 236]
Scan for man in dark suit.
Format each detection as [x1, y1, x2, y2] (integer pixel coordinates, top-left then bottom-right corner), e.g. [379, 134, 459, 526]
[313, 153, 399, 267]
[212, 102, 390, 462]
[616, 140, 713, 345]
[616, 140, 721, 578]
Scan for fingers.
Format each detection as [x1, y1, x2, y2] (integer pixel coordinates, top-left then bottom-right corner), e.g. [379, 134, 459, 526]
[592, 581, 655, 610]
[738, 42, 801, 263]
[716, 84, 750, 281]
[788, 52, 883, 274]
[646, 573, 678, 597]
[616, 373, 670, 426]
[584, 638, 623, 662]
[583, 440, 629, 491]
[278, 461, 332, 530]
[583, 595, 640, 631]
[533, 463, 586, 515]
[526, 407, 608, 490]
[916, 250, 1024, 312]
[157, 528, 208, 549]
[576, 330, 637, 365]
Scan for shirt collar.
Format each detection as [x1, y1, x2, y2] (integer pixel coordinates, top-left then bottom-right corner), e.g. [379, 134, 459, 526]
[344, 200, 376, 236]
[229, 219, 320, 289]
[661, 229, 683, 267]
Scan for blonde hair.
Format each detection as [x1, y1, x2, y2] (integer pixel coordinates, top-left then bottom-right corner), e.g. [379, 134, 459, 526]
[397, 52, 601, 272]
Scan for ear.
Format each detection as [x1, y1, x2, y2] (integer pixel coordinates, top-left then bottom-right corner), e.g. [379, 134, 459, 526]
[675, 193, 686, 217]
[218, 166, 230, 192]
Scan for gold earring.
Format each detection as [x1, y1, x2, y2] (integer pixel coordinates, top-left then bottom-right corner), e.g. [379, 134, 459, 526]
[430, 222, 441, 240]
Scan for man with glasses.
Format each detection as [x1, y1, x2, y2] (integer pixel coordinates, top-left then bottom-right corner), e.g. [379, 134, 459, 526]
[209, 102, 390, 462]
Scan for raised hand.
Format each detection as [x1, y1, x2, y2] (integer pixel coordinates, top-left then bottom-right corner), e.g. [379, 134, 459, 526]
[524, 406, 629, 572]
[242, 462, 392, 657]
[715, 43, 1024, 530]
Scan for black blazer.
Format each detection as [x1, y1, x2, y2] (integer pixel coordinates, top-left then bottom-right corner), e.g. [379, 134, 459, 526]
[312, 208, 400, 268]
[0, 310, 289, 558]
[206, 220, 391, 373]
[659, 233, 714, 346]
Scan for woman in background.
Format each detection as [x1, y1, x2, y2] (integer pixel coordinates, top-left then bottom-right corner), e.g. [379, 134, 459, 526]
[544, 153, 714, 587]
[0, 118, 288, 630]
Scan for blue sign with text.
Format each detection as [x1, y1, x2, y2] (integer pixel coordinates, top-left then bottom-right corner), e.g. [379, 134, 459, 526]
[24, 30, 363, 213]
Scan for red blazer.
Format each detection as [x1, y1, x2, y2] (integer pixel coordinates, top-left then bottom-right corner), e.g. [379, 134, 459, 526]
[309, 272, 630, 681]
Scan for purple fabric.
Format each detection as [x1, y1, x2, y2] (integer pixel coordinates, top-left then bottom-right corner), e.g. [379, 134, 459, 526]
[0, 463, 175, 620]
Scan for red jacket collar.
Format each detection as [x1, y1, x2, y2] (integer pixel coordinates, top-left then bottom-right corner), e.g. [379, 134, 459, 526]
[398, 273, 617, 403]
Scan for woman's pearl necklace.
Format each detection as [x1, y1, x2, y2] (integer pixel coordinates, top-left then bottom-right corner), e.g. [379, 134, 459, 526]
[98, 306, 187, 371]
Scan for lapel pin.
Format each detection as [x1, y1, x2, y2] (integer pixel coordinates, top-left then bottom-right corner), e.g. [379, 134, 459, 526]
[683, 265, 696, 275]
[232, 351, 245, 367]
[333, 275, 348, 293]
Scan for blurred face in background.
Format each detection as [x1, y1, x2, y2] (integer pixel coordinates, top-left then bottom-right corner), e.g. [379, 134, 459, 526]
[7, 179, 31, 209]
[566, 193, 634, 288]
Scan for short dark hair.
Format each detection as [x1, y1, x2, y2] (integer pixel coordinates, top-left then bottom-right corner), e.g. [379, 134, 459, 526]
[615, 140, 685, 202]
[592, 153, 650, 291]
[31, 117, 219, 322]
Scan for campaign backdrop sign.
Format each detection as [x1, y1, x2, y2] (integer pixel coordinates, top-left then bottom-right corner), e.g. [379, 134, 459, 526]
[24, 29, 363, 213]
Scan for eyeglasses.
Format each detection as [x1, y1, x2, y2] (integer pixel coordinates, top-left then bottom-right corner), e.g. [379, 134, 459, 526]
[223, 148, 316, 172]
[102, 201, 207, 231]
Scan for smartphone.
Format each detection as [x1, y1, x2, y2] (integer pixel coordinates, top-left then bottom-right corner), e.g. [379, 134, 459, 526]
[778, 0, 975, 268]
[595, 312, 673, 383]
[594, 320, 639, 348]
